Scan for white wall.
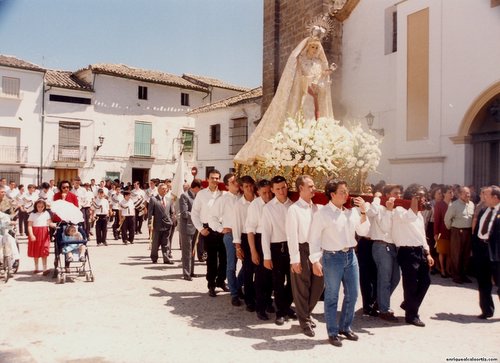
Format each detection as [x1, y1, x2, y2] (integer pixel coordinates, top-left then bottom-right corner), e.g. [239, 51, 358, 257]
[341, 0, 500, 187]
[0, 66, 44, 184]
[195, 102, 261, 177]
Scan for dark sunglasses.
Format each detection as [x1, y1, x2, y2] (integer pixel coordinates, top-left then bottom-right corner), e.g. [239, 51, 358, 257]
[61, 185, 70, 189]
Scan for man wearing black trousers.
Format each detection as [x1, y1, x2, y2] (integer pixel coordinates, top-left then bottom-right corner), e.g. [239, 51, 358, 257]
[191, 169, 227, 297]
[393, 184, 434, 327]
[472, 185, 499, 319]
[246, 179, 274, 320]
[261, 175, 295, 326]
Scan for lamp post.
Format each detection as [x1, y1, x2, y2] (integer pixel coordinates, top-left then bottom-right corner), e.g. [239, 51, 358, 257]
[95, 135, 105, 151]
[365, 111, 384, 136]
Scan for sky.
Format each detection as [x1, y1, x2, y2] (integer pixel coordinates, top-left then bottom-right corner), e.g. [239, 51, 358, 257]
[0, 0, 263, 88]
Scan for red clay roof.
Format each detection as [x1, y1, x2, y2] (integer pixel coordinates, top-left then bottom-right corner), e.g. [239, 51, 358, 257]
[0, 54, 45, 72]
[189, 86, 262, 115]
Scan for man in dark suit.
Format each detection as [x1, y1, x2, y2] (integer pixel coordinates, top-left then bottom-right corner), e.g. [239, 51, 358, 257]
[148, 183, 175, 264]
[472, 185, 500, 319]
[179, 179, 202, 280]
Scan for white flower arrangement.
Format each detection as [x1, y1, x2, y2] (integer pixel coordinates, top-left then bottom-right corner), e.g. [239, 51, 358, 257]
[263, 116, 381, 178]
[347, 124, 382, 174]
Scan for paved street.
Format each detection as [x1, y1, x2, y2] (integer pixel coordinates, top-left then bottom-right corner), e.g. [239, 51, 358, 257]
[0, 229, 498, 363]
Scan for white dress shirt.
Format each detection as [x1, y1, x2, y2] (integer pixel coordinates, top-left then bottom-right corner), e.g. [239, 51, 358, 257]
[93, 198, 110, 215]
[6, 187, 19, 200]
[261, 197, 293, 260]
[71, 186, 86, 208]
[119, 199, 135, 217]
[478, 203, 499, 240]
[209, 191, 240, 233]
[366, 197, 394, 243]
[191, 188, 223, 232]
[233, 195, 254, 244]
[392, 207, 429, 251]
[245, 197, 266, 235]
[286, 198, 318, 264]
[110, 191, 123, 209]
[309, 202, 370, 263]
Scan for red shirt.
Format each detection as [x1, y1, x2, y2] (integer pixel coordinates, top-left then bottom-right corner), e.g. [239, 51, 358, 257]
[433, 200, 451, 240]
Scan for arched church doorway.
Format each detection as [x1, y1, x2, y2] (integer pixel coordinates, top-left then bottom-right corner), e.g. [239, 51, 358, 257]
[469, 95, 500, 188]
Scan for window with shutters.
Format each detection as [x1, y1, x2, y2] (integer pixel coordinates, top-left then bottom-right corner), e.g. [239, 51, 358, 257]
[210, 124, 221, 144]
[229, 117, 248, 155]
[2, 77, 20, 97]
[138, 86, 148, 100]
[58, 122, 81, 161]
[181, 130, 194, 152]
[181, 92, 190, 106]
[134, 121, 152, 156]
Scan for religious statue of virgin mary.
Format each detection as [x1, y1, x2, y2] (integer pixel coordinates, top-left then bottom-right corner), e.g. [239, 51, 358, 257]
[234, 16, 381, 192]
[234, 16, 337, 171]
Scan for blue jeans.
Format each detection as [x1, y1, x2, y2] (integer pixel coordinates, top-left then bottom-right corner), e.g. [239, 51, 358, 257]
[322, 249, 359, 337]
[372, 241, 400, 313]
[223, 233, 240, 297]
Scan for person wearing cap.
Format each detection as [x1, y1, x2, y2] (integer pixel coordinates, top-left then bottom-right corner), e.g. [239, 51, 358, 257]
[309, 179, 370, 347]
[92, 188, 111, 246]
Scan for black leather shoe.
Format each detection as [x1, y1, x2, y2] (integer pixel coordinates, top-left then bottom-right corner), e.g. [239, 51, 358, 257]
[266, 304, 276, 314]
[477, 313, 493, 320]
[363, 307, 379, 317]
[275, 316, 285, 326]
[287, 308, 297, 320]
[257, 311, 269, 321]
[328, 335, 342, 347]
[339, 330, 359, 341]
[164, 259, 174, 265]
[303, 326, 315, 337]
[151, 260, 157, 264]
[217, 283, 230, 292]
[184, 276, 193, 281]
[190, 273, 200, 278]
[231, 297, 242, 307]
[208, 288, 216, 297]
[379, 311, 398, 322]
[406, 317, 425, 327]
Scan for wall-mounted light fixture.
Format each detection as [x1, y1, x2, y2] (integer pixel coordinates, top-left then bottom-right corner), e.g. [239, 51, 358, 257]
[95, 135, 105, 151]
[365, 111, 384, 136]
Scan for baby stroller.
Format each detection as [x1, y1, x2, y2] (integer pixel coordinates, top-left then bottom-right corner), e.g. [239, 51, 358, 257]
[51, 200, 94, 284]
[0, 211, 20, 283]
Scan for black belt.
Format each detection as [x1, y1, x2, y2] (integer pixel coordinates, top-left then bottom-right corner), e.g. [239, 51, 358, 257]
[374, 240, 394, 246]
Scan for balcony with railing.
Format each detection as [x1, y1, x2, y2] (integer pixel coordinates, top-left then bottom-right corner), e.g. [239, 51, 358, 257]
[52, 145, 87, 166]
[129, 142, 157, 159]
[0, 145, 28, 164]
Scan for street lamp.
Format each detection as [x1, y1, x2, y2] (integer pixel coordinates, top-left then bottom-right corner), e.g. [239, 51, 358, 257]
[365, 111, 384, 136]
[95, 135, 105, 151]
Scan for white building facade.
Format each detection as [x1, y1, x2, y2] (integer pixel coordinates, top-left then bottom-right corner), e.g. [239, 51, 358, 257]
[191, 87, 262, 178]
[339, 0, 500, 187]
[0, 57, 248, 186]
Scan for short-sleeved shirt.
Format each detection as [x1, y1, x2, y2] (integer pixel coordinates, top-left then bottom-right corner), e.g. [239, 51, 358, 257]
[28, 211, 51, 227]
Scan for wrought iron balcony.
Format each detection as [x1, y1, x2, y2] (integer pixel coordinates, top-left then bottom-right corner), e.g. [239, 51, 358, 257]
[53, 145, 87, 162]
[0, 145, 28, 164]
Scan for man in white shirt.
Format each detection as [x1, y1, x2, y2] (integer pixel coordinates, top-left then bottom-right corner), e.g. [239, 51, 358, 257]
[309, 179, 369, 347]
[472, 185, 499, 319]
[209, 173, 242, 306]
[286, 175, 323, 337]
[191, 169, 226, 297]
[246, 179, 274, 320]
[368, 184, 402, 322]
[233, 176, 256, 311]
[110, 185, 123, 240]
[131, 181, 146, 235]
[261, 175, 295, 326]
[119, 191, 136, 245]
[6, 181, 19, 201]
[92, 188, 111, 246]
[393, 184, 434, 327]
